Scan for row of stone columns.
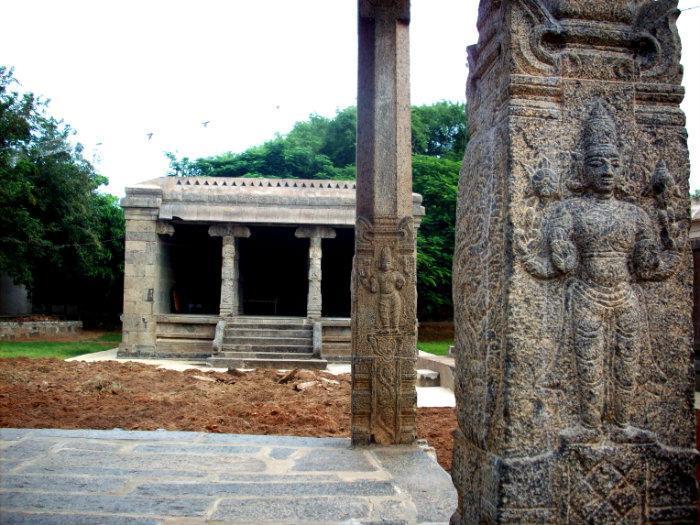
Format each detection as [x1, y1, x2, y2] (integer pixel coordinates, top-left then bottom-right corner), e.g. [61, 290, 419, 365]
[208, 224, 336, 319]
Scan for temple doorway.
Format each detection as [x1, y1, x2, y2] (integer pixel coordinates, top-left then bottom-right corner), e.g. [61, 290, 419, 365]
[239, 226, 308, 316]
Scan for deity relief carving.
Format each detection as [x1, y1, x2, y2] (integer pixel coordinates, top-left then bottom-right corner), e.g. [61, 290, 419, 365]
[516, 100, 682, 444]
[352, 215, 417, 445]
[360, 245, 406, 331]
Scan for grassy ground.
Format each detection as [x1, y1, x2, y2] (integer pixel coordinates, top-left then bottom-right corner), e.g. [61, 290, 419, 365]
[0, 332, 121, 359]
[417, 340, 452, 357]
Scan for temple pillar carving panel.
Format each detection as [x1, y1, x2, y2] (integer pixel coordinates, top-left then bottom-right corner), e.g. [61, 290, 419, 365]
[352, 0, 417, 446]
[452, 1, 697, 522]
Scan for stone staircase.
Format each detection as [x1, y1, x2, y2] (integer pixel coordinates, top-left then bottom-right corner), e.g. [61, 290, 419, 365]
[207, 317, 327, 370]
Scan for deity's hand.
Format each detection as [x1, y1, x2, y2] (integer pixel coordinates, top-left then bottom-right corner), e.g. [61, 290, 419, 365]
[633, 239, 660, 274]
[551, 239, 577, 274]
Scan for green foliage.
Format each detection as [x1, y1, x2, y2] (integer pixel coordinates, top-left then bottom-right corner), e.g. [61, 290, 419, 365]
[0, 67, 124, 324]
[412, 155, 460, 319]
[0, 332, 121, 359]
[416, 340, 453, 356]
[411, 101, 467, 160]
[691, 188, 700, 199]
[167, 101, 466, 320]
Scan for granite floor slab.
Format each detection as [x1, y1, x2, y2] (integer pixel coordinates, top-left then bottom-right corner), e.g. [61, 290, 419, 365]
[0, 428, 456, 525]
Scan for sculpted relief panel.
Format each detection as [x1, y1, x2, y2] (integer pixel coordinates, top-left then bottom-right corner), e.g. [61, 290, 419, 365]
[516, 100, 682, 444]
[352, 216, 417, 445]
[452, 1, 696, 522]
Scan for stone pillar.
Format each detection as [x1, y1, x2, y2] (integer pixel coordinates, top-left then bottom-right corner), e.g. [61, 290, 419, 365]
[208, 224, 250, 317]
[295, 226, 336, 319]
[352, 0, 417, 446]
[119, 185, 163, 357]
[451, 1, 697, 522]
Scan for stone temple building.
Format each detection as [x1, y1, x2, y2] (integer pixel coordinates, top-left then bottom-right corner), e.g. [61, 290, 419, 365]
[118, 176, 424, 369]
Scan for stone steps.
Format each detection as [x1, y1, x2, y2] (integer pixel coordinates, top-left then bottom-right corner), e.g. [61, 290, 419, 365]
[217, 351, 318, 360]
[223, 328, 312, 338]
[227, 317, 309, 329]
[222, 336, 312, 347]
[210, 316, 322, 370]
[208, 355, 328, 370]
[221, 343, 313, 354]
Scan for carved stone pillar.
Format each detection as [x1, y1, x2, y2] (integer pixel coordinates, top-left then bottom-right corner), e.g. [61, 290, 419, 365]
[352, 0, 417, 446]
[295, 226, 336, 319]
[452, 1, 697, 522]
[208, 224, 250, 317]
[118, 185, 163, 357]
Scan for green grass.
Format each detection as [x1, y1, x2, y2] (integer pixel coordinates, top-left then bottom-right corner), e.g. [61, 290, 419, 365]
[0, 331, 121, 359]
[417, 340, 452, 356]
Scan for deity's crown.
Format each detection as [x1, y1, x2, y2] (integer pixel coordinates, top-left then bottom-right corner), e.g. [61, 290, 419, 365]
[583, 101, 619, 157]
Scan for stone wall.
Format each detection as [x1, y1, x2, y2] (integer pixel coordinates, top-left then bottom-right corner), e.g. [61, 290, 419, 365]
[0, 321, 83, 341]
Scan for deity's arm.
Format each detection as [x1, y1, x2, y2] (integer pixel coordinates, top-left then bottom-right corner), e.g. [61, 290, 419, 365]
[369, 275, 379, 293]
[633, 207, 681, 281]
[517, 202, 572, 279]
[394, 272, 406, 290]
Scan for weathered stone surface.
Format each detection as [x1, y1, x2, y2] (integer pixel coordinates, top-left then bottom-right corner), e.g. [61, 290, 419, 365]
[211, 497, 370, 523]
[452, 1, 697, 522]
[0, 512, 158, 525]
[134, 480, 395, 497]
[352, 0, 418, 446]
[0, 321, 82, 341]
[1, 429, 455, 523]
[292, 448, 377, 472]
[0, 492, 210, 517]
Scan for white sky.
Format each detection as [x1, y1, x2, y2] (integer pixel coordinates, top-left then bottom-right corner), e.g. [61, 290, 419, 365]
[1, 1, 699, 195]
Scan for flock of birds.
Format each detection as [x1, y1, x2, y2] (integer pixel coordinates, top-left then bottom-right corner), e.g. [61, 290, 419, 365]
[91, 103, 284, 149]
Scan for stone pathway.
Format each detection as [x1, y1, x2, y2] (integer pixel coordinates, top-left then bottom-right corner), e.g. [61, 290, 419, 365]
[0, 428, 456, 524]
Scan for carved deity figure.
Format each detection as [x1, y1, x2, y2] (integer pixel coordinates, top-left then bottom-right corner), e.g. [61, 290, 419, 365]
[367, 245, 406, 331]
[519, 101, 681, 443]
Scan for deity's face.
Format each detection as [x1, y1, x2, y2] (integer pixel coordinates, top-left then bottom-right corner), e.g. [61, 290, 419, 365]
[584, 145, 620, 197]
[379, 258, 392, 272]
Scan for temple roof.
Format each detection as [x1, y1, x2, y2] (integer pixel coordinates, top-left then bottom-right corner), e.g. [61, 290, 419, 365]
[121, 177, 424, 227]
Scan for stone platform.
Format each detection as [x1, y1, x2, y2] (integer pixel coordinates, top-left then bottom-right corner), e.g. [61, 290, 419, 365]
[0, 428, 456, 524]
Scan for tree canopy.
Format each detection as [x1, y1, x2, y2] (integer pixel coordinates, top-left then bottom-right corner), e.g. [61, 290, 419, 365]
[169, 101, 467, 320]
[0, 67, 124, 324]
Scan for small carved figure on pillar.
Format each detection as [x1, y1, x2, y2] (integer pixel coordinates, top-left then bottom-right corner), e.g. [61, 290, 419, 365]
[517, 100, 682, 444]
[367, 246, 406, 331]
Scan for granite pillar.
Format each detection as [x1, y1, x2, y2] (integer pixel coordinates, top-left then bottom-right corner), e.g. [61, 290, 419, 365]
[352, 0, 417, 446]
[295, 226, 336, 320]
[208, 224, 250, 317]
[118, 185, 163, 357]
[451, 1, 697, 522]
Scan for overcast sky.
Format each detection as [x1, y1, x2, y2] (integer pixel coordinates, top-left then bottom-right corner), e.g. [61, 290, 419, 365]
[1, 1, 699, 195]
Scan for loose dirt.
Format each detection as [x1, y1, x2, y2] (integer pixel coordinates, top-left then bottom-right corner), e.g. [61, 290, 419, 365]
[0, 359, 456, 471]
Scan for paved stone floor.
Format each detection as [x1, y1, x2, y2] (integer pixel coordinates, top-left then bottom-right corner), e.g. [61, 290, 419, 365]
[0, 428, 456, 524]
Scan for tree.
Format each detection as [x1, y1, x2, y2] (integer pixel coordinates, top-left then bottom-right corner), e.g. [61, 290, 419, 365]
[166, 101, 466, 319]
[0, 67, 124, 324]
[413, 155, 460, 319]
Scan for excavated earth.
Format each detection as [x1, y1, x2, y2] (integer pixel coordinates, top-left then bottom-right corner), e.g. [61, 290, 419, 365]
[0, 358, 456, 471]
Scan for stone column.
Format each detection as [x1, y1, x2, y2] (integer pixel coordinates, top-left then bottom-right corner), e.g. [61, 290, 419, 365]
[451, 1, 697, 522]
[295, 226, 336, 319]
[119, 185, 163, 357]
[208, 224, 250, 317]
[352, 0, 417, 446]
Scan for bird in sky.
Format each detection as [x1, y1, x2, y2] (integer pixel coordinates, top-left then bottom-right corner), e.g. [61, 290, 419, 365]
[95, 142, 103, 146]
[146, 132, 154, 141]
[202, 121, 210, 128]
